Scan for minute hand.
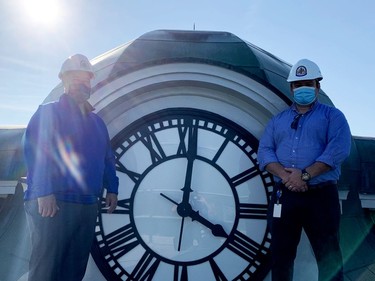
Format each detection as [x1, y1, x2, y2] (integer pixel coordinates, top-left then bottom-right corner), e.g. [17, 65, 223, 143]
[181, 121, 198, 205]
[189, 210, 228, 238]
[181, 156, 194, 206]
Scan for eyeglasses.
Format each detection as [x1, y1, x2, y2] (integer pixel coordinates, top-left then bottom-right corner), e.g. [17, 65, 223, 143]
[291, 114, 302, 130]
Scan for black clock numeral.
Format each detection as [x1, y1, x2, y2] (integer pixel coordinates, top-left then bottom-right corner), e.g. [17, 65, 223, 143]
[117, 198, 131, 209]
[227, 230, 263, 262]
[102, 223, 139, 260]
[129, 251, 160, 281]
[239, 203, 268, 219]
[176, 119, 189, 155]
[230, 166, 260, 187]
[209, 259, 228, 281]
[140, 131, 166, 164]
[108, 198, 131, 215]
[116, 161, 141, 183]
[187, 120, 198, 158]
[99, 198, 131, 215]
[174, 264, 188, 281]
[212, 138, 229, 163]
[177, 118, 198, 157]
[211, 129, 236, 163]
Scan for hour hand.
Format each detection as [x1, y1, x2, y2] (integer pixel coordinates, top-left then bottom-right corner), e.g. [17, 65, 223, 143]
[189, 210, 228, 238]
[160, 193, 227, 238]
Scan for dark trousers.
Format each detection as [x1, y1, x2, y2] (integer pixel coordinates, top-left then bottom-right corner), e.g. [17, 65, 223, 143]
[25, 200, 98, 281]
[268, 183, 343, 281]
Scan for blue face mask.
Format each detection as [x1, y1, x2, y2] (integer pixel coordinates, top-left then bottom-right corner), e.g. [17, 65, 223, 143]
[293, 86, 317, 105]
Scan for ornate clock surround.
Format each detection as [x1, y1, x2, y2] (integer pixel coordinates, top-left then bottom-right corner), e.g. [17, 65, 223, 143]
[91, 63, 287, 140]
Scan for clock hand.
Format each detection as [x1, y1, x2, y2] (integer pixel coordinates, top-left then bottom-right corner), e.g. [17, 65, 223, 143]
[189, 209, 228, 238]
[160, 193, 192, 217]
[181, 122, 198, 207]
[160, 193, 178, 205]
[180, 156, 194, 207]
[177, 217, 185, 251]
[160, 193, 191, 251]
[160, 193, 228, 238]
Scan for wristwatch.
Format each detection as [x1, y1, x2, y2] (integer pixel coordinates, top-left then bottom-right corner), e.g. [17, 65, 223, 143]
[301, 169, 311, 182]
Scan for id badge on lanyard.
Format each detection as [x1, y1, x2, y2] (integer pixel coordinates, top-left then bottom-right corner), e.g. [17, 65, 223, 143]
[273, 189, 282, 218]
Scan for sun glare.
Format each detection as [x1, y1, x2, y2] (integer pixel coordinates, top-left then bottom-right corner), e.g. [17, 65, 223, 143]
[22, 0, 61, 27]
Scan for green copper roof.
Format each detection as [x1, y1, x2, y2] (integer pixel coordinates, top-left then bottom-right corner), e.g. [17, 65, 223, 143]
[108, 29, 332, 105]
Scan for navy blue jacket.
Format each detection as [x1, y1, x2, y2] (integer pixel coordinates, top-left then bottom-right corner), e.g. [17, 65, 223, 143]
[24, 94, 119, 203]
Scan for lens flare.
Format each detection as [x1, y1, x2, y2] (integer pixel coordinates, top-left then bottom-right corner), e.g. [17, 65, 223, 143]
[55, 135, 86, 190]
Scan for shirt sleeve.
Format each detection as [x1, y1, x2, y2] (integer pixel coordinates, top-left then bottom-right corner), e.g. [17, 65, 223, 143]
[102, 132, 119, 194]
[315, 108, 351, 169]
[257, 117, 280, 171]
[24, 105, 57, 197]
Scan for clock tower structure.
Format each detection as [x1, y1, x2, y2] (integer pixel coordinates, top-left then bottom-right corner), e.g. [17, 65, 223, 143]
[43, 30, 336, 281]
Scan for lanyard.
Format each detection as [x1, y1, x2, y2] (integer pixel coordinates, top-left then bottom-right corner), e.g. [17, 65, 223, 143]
[276, 189, 282, 205]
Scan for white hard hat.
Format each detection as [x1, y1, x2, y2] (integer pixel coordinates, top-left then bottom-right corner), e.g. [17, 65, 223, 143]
[58, 54, 94, 79]
[287, 59, 323, 82]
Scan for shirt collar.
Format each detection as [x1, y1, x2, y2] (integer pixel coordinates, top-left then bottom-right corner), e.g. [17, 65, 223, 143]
[60, 94, 95, 115]
[291, 100, 319, 114]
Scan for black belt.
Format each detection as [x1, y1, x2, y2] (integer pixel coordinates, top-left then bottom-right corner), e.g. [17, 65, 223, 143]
[307, 180, 337, 190]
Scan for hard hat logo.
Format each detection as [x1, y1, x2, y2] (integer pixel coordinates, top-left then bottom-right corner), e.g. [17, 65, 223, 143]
[296, 66, 307, 77]
[287, 59, 323, 82]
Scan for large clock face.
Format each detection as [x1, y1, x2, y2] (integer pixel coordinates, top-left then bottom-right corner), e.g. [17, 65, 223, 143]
[92, 108, 274, 281]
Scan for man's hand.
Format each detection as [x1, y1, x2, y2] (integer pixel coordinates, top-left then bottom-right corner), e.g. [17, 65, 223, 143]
[105, 193, 118, 213]
[283, 167, 308, 192]
[38, 194, 59, 217]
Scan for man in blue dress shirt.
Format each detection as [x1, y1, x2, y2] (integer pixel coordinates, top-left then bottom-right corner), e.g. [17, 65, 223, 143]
[258, 59, 351, 281]
[24, 54, 119, 281]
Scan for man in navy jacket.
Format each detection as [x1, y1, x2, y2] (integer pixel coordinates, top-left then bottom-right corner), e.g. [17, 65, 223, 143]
[24, 54, 119, 281]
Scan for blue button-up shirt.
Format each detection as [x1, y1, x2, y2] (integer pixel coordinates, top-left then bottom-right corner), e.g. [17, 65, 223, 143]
[24, 94, 119, 203]
[258, 101, 351, 184]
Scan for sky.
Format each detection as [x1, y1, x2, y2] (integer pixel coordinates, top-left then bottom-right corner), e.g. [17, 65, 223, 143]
[0, 0, 374, 137]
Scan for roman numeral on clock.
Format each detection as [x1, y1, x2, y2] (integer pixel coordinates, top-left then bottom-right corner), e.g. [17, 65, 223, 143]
[101, 198, 131, 215]
[174, 264, 188, 281]
[101, 223, 139, 260]
[239, 203, 268, 219]
[116, 161, 141, 183]
[177, 118, 198, 157]
[209, 259, 228, 281]
[227, 230, 264, 262]
[129, 251, 160, 281]
[230, 166, 260, 186]
[140, 130, 166, 164]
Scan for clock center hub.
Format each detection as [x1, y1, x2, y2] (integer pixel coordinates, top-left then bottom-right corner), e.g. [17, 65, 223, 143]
[177, 203, 192, 217]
